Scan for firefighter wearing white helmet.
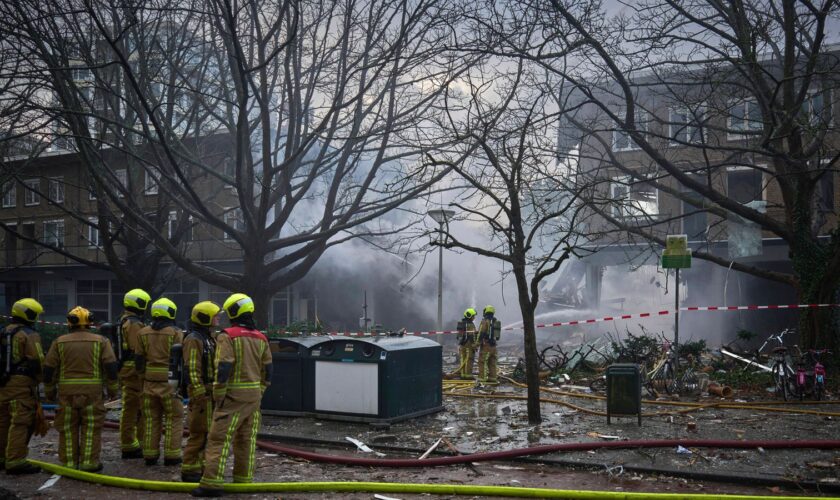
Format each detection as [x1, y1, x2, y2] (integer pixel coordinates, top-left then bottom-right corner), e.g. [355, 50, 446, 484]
[0, 298, 45, 474]
[456, 308, 478, 379]
[477, 305, 501, 385]
[193, 293, 272, 496]
[136, 297, 184, 466]
[180, 301, 220, 483]
[118, 288, 151, 459]
[44, 306, 119, 471]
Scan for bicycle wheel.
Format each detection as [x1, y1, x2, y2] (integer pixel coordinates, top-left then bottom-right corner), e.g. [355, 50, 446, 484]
[680, 367, 700, 395]
[815, 382, 824, 401]
[589, 376, 606, 393]
[772, 364, 789, 401]
[650, 361, 677, 395]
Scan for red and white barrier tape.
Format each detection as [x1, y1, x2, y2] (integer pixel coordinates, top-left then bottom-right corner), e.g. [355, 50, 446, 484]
[4, 303, 836, 338]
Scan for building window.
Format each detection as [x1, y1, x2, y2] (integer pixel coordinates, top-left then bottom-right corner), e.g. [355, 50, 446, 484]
[680, 175, 708, 241]
[727, 167, 764, 204]
[23, 179, 40, 206]
[115, 169, 127, 197]
[610, 175, 658, 219]
[167, 211, 177, 239]
[76, 279, 110, 322]
[2, 182, 15, 208]
[87, 217, 100, 247]
[802, 88, 831, 127]
[144, 168, 159, 195]
[728, 100, 763, 138]
[669, 107, 704, 145]
[49, 177, 64, 204]
[223, 208, 244, 240]
[43, 219, 65, 248]
[612, 111, 648, 152]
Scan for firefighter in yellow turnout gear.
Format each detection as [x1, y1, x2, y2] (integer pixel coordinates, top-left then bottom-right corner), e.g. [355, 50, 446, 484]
[477, 305, 500, 385]
[181, 301, 220, 483]
[44, 306, 119, 471]
[456, 308, 477, 379]
[136, 298, 184, 466]
[117, 288, 150, 459]
[193, 293, 272, 497]
[0, 298, 45, 474]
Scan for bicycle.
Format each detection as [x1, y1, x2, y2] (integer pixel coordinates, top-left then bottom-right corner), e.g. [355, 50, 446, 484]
[769, 346, 796, 401]
[808, 349, 831, 401]
[646, 340, 677, 397]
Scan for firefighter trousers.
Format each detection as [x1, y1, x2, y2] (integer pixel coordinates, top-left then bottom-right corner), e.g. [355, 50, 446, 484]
[182, 393, 213, 474]
[55, 393, 105, 470]
[458, 342, 476, 379]
[199, 397, 261, 487]
[478, 342, 498, 383]
[119, 376, 144, 452]
[142, 392, 184, 461]
[0, 385, 36, 469]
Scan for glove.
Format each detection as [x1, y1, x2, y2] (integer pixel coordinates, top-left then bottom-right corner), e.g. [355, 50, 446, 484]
[34, 402, 50, 437]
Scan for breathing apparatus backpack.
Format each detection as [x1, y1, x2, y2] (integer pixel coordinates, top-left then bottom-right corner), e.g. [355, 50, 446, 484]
[0, 324, 34, 387]
[180, 330, 216, 397]
[168, 342, 184, 395]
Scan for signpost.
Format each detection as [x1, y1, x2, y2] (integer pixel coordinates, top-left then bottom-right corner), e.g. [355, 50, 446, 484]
[661, 235, 691, 349]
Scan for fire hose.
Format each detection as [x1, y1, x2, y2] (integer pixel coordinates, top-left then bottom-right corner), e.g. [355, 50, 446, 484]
[21, 460, 836, 499]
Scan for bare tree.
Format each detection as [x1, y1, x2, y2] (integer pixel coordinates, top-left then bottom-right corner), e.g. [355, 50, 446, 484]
[1, 0, 475, 322]
[482, 0, 840, 350]
[431, 55, 594, 423]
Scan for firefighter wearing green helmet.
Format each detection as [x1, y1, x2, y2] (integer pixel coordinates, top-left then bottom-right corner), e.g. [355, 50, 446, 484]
[0, 298, 45, 474]
[477, 305, 501, 385]
[180, 301, 220, 483]
[118, 288, 151, 459]
[193, 293, 272, 496]
[136, 297, 184, 466]
[455, 307, 478, 379]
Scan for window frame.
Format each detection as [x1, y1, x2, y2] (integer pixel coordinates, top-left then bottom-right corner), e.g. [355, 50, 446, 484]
[2, 181, 16, 208]
[611, 110, 649, 153]
[668, 106, 705, 146]
[42, 219, 65, 248]
[223, 207, 244, 241]
[87, 216, 101, 248]
[114, 168, 128, 198]
[609, 174, 660, 220]
[23, 179, 40, 206]
[726, 165, 766, 204]
[144, 168, 159, 196]
[727, 99, 764, 140]
[48, 177, 64, 204]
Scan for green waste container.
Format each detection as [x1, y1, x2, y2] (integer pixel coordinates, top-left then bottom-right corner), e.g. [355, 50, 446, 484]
[606, 363, 642, 426]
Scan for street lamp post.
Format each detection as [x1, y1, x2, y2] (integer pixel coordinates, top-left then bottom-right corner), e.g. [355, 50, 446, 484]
[428, 209, 455, 335]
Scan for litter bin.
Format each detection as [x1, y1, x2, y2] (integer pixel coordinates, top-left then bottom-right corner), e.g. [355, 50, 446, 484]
[261, 336, 328, 416]
[310, 336, 443, 424]
[606, 363, 642, 426]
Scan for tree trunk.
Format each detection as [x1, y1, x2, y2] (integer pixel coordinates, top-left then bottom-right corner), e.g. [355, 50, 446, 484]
[513, 264, 541, 424]
[791, 240, 839, 352]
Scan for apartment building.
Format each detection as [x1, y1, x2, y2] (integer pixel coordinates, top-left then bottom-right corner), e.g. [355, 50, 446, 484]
[557, 56, 840, 337]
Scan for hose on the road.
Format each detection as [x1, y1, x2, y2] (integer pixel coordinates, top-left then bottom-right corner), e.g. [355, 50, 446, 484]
[25, 459, 833, 499]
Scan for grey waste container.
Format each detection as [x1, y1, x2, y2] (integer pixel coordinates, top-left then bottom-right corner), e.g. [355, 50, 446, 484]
[606, 363, 642, 426]
[310, 336, 443, 424]
[261, 336, 327, 416]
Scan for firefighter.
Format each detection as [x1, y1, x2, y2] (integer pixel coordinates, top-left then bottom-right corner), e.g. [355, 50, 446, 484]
[136, 297, 184, 466]
[477, 305, 500, 385]
[0, 298, 45, 474]
[456, 308, 477, 380]
[192, 293, 272, 497]
[43, 306, 119, 471]
[181, 301, 220, 483]
[117, 288, 150, 459]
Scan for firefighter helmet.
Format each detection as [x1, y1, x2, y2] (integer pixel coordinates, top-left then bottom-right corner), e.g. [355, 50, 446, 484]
[483, 305, 495, 316]
[223, 293, 254, 320]
[463, 308, 476, 320]
[150, 298, 177, 320]
[191, 301, 221, 327]
[11, 298, 43, 322]
[123, 288, 151, 311]
[67, 306, 93, 327]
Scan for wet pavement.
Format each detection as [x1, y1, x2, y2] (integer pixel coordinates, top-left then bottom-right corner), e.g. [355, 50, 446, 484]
[1, 378, 839, 499]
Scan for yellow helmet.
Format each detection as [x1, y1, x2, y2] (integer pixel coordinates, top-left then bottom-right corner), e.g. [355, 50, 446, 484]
[463, 308, 476, 320]
[150, 297, 177, 320]
[124, 288, 151, 311]
[483, 305, 495, 316]
[12, 298, 43, 322]
[67, 306, 93, 328]
[223, 293, 254, 320]
[191, 301, 221, 326]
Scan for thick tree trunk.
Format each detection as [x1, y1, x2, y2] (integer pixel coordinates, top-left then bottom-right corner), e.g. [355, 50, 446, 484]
[791, 241, 839, 352]
[513, 264, 541, 424]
